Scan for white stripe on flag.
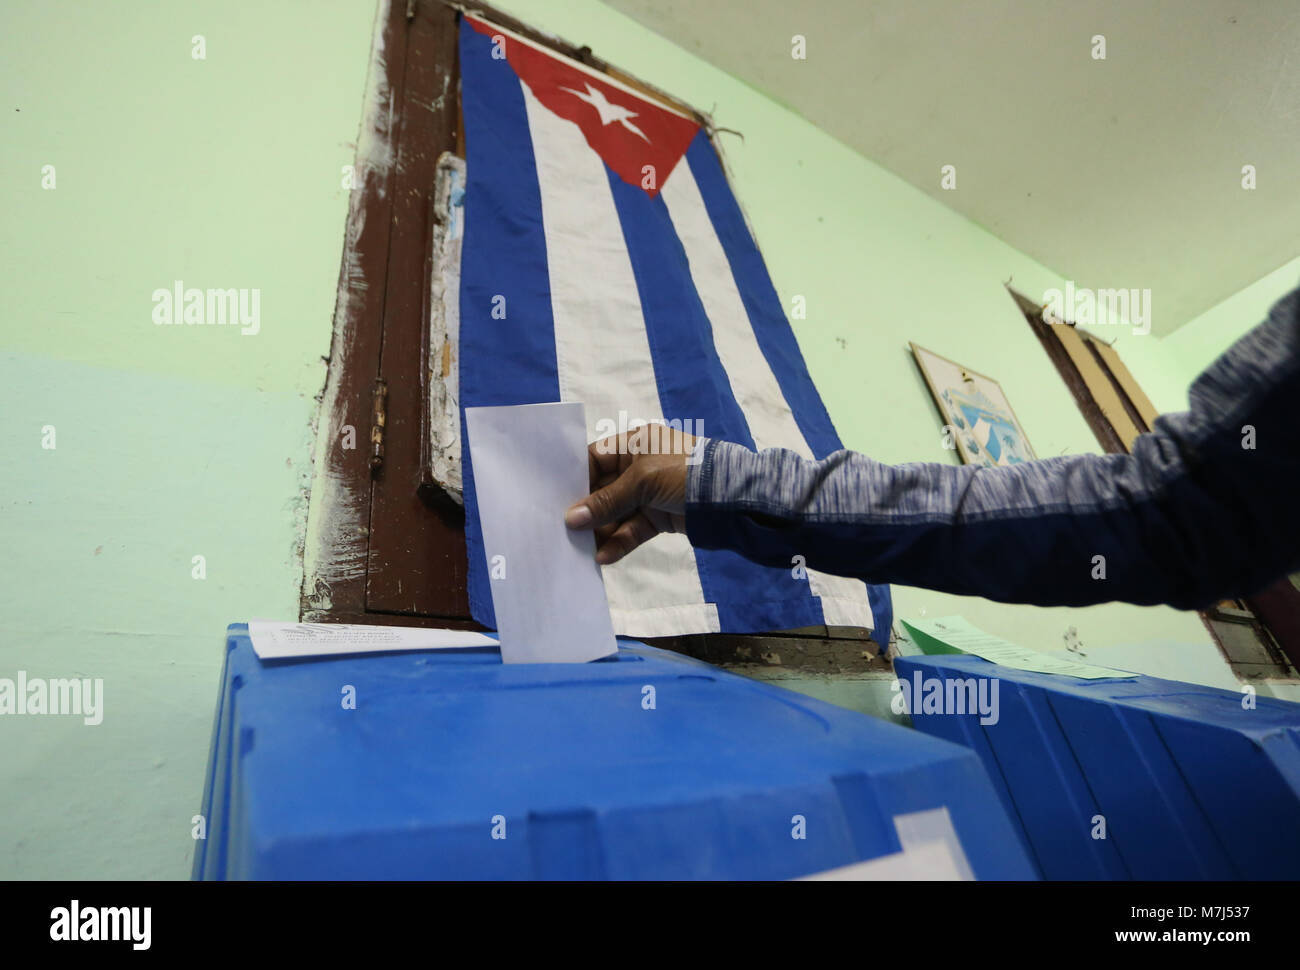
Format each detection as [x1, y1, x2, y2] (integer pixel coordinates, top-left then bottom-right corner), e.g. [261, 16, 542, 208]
[660, 159, 876, 630]
[522, 84, 720, 638]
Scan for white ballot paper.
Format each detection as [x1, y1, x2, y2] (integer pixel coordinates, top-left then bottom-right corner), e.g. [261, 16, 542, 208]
[248, 619, 497, 660]
[465, 402, 618, 664]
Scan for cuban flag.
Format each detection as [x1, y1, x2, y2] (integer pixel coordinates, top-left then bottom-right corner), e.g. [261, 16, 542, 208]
[458, 15, 891, 645]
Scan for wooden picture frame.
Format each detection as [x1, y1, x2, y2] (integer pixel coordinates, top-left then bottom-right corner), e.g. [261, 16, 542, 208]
[910, 342, 1036, 467]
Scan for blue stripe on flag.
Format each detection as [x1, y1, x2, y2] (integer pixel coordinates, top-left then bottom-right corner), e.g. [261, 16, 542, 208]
[605, 169, 827, 633]
[459, 17, 561, 628]
[683, 132, 840, 457]
[683, 132, 893, 644]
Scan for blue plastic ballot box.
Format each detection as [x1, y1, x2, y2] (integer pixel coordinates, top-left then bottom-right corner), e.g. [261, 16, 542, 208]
[894, 653, 1300, 880]
[193, 624, 1036, 880]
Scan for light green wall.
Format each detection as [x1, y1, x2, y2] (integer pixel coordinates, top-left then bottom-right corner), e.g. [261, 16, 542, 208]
[0, 0, 376, 878]
[0, 0, 1260, 879]
[1164, 255, 1300, 380]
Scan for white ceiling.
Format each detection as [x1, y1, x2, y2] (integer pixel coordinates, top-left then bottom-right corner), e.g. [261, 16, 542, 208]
[604, 0, 1300, 334]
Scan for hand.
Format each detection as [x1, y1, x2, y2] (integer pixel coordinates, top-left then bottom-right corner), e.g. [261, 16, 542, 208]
[564, 425, 700, 565]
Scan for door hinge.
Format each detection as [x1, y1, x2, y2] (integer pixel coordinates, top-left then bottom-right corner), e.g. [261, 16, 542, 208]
[370, 378, 388, 474]
[406, 0, 417, 22]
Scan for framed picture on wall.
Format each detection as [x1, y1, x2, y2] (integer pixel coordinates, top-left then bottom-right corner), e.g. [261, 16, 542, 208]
[910, 343, 1037, 467]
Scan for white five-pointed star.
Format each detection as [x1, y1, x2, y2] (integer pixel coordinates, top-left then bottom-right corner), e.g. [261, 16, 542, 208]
[559, 82, 650, 142]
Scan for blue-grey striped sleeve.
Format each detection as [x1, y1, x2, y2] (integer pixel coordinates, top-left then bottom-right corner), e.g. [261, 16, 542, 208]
[685, 283, 1300, 609]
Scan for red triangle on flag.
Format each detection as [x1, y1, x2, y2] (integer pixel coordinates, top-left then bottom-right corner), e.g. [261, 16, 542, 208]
[467, 16, 701, 198]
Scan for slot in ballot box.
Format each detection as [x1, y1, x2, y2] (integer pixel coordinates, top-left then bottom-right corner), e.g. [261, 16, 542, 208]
[894, 653, 1300, 880]
[193, 624, 1035, 880]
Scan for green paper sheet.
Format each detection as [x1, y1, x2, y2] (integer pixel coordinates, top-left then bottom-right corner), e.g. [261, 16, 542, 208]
[900, 616, 1136, 680]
